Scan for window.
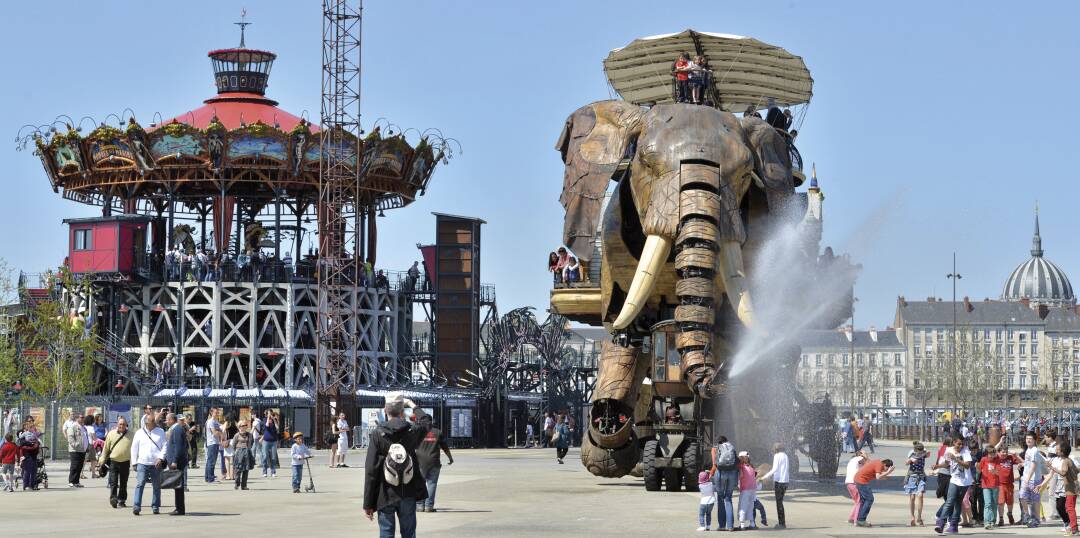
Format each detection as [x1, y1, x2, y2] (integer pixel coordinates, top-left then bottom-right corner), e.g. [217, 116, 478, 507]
[815, 354, 822, 367]
[937, 359, 945, 369]
[1007, 344, 1014, 357]
[1032, 374, 1038, 386]
[842, 354, 850, 366]
[1031, 329, 1038, 340]
[73, 228, 92, 250]
[801, 355, 808, 367]
[827, 372, 835, 386]
[1009, 376, 1015, 389]
[995, 343, 1002, 356]
[895, 353, 902, 366]
[983, 343, 991, 355]
[1019, 332, 1026, 342]
[895, 391, 903, 406]
[1032, 342, 1038, 356]
[1008, 329, 1015, 340]
[1020, 376, 1026, 389]
[883, 392, 891, 407]
[914, 358, 921, 371]
[869, 354, 876, 367]
[1019, 343, 1027, 356]
[857, 354, 865, 367]
[895, 371, 903, 385]
[914, 345, 922, 357]
[914, 378, 921, 388]
[984, 329, 991, 340]
[829, 354, 836, 366]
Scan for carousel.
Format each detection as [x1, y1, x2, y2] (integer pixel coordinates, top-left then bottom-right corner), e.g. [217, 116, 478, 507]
[17, 29, 456, 396]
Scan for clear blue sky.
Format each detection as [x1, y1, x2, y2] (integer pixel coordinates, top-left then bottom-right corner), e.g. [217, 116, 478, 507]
[2, 1, 1078, 327]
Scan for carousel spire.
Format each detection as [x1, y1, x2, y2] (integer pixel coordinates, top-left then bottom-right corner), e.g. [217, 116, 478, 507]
[235, 9, 250, 48]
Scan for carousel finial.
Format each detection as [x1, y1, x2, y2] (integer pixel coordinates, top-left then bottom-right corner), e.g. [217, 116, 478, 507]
[235, 9, 251, 48]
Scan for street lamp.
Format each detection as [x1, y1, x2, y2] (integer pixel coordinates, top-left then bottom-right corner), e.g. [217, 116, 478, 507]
[947, 252, 962, 415]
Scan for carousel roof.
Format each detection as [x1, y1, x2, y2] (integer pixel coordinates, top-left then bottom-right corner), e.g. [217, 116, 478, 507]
[156, 92, 312, 132]
[24, 38, 452, 215]
[604, 29, 813, 110]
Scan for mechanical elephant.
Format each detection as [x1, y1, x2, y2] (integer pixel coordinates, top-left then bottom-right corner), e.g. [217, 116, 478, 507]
[556, 100, 798, 477]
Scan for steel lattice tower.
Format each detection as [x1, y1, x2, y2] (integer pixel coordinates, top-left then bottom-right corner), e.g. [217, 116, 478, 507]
[317, 0, 363, 437]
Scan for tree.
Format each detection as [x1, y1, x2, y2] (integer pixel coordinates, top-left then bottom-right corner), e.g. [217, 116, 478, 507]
[17, 269, 97, 400]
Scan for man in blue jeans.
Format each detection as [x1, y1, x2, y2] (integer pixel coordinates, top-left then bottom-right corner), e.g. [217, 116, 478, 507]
[934, 436, 974, 534]
[710, 436, 738, 531]
[364, 393, 433, 538]
[853, 458, 895, 527]
[203, 408, 222, 483]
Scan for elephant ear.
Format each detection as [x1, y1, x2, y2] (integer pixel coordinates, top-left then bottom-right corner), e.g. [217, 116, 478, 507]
[740, 117, 795, 212]
[556, 100, 642, 261]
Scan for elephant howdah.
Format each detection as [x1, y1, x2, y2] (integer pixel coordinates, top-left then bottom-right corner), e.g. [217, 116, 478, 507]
[556, 100, 797, 478]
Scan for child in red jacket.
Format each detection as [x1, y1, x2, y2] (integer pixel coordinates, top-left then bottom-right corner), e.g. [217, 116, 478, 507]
[0, 433, 18, 492]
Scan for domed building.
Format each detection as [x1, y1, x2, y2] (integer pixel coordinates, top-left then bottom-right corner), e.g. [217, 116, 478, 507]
[1002, 212, 1076, 308]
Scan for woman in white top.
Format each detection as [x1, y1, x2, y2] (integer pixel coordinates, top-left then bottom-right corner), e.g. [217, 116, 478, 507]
[335, 413, 350, 468]
[758, 443, 791, 529]
[845, 451, 867, 525]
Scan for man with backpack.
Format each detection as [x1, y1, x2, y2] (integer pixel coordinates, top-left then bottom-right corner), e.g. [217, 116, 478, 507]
[710, 435, 739, 531]
[364, 392, 433, 538]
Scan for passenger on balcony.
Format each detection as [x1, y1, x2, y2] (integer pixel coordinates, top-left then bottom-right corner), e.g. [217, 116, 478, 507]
[765, 99, 789, 131]
[237, 251, 251, 281]
[195, 250, 208, 281]
[674, 53, 693, 103]
[375, 270, 389, 290]
[690, 55, 712, 105]
[406, 261, 421, 291]
[548, 252, 561, 284]
[563, 256, 581, 284]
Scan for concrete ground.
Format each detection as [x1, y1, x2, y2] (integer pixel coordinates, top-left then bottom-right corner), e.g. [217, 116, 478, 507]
[1, 439, 1068, 536]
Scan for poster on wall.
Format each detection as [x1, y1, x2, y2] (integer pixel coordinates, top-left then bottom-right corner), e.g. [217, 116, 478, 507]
[28, 407, 45, 432]
[450, 408, 473, 438]
[107, 404, 131, 429]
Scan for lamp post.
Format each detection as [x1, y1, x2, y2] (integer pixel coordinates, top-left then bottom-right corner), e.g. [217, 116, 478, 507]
[849, 287, 858, 415]
[947, 252, 962, 416]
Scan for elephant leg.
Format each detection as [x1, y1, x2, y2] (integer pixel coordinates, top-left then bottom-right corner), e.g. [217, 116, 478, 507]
[581, 341, 648, 478]
[674, 163, 723, 398]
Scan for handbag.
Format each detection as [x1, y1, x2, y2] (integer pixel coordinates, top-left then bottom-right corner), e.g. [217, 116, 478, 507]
[551, 428, 561, 444]
[161, 469, 182, 489]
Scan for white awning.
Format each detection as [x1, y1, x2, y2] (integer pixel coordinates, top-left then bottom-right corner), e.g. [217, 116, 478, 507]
[604, 29, 813, 110]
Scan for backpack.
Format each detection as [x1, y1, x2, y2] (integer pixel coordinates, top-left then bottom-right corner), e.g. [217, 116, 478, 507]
[715, 442, 736, 469]
[383, 442, 414, 487]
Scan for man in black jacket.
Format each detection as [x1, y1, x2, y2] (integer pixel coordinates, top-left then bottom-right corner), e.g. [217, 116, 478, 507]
[415, 415, 453, 513]
[364, 393, 431, 538]
[164, 413, 188, 515]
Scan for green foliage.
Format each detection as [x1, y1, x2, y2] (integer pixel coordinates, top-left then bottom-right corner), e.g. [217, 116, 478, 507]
[17, 268, 98, 399]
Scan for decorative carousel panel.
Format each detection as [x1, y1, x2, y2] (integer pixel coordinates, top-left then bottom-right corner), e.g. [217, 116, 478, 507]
[52, 132, 86, 175]
[149, 121, 208, 165]
[404, 142, 438, 189]
[369, 137, 411, 177]
[87, 125, 136, 171]
[227, 121, 288, 165]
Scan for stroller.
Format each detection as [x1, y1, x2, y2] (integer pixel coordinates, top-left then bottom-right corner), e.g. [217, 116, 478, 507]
[13, 445, 49, 490]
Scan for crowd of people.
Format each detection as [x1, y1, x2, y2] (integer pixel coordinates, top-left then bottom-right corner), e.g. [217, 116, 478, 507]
[842, 422, 1080, 535]
[696, 436, 790, 531]
[548, 247, 583, 285]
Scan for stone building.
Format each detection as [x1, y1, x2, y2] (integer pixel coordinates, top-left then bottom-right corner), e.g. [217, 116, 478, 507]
[893, 212, 1080, 411]
[796, 327, 907, 411]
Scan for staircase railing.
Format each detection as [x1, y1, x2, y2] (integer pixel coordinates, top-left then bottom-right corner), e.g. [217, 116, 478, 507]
[92, 330, 157, 394]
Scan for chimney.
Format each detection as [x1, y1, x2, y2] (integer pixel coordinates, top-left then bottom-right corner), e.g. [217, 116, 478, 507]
[1038, 304, 1050, 319]
[1021, 297, 1031, 309]
[963, 296, 973, 312]
[869, 326, 878, 342]
[1074, 305, 1080, 316]
[898, 295, 907, 307]
[927, 297, 935, 303]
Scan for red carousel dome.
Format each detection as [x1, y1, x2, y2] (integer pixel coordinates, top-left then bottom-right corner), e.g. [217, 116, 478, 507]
[155, 47, 314, 132]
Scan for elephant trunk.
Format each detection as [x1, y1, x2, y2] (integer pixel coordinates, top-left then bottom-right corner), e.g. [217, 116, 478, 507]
[673, 163, 747, 398]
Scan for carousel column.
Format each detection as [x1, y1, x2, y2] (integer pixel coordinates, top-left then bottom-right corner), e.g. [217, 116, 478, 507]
[248, 280, 258, 389]
[285, 284, 296, 389]
[212, 283, 223, 388]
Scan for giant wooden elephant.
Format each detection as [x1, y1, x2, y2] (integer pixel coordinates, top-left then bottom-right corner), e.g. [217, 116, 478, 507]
[556, 100, 800, 477]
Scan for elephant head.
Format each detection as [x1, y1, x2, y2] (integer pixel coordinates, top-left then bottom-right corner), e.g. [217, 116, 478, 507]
[558, 100, 796, 397]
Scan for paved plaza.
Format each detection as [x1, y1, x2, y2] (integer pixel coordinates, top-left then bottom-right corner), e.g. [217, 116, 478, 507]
[2, 439, 1070, 536]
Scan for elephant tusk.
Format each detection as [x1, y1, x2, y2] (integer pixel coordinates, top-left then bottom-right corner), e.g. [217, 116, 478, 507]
[611, 235, 672, 330]
[718, 241, 755, 327]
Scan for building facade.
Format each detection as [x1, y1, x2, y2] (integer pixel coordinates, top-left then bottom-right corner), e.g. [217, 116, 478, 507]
[797, 328, 907, 411]
[894, 212, 1080, 411]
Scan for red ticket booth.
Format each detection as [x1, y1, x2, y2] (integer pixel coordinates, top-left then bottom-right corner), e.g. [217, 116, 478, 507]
[64, 216, 150, 277]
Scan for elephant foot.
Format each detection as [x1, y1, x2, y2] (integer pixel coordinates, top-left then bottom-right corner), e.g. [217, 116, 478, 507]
[580, 428, 639, 478]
